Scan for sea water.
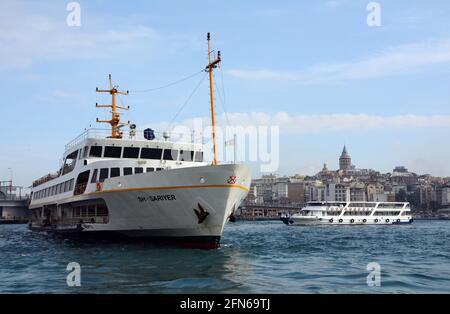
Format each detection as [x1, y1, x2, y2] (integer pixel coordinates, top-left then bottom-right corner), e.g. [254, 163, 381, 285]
[1, 220, 449, 293]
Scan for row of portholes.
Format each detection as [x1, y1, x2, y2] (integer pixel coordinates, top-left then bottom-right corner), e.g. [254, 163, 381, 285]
[328, 218, 401, 223]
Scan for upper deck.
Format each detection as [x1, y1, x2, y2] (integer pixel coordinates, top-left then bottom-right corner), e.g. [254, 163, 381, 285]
[32, 128, 206, 188]
[65, 128, 204, 152]
[306, 201, 410, 210]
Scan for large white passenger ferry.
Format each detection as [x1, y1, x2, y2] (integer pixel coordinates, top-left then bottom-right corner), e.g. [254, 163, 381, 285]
[28, 34, 251, 248]
[281, 201, 413, 226]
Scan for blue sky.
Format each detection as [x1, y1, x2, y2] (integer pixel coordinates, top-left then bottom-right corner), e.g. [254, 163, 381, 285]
[1, 0, 450, 186]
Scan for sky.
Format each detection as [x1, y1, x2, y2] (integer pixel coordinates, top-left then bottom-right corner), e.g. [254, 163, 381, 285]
[1, 0, 450, 186]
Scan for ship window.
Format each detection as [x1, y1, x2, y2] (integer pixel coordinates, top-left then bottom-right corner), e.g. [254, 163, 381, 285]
[88, 205, 95, 217]
[69, 179, 74, 191]
[91, 169, 98, 183]
[156, 168, 163, 171]
[135, 167, 143, 174]
[194, 151, 203, 162]
[58, 183, 63, 194]
[97, 203, 108, 216]
[124, 167, 132, 176]
[123, 147, 140, 158]
[110, 168, 120, 178]
[82, 146, 89, 158]
[179, 150, 194, 162]
[99, 168, 109, 182]
[74, 170, 90, 195]
[140, 148, 162, 160]
[62, 150, 78, 175]
[89, 146, 102, 158]
[146, 168, 154, 172]
[163, 149, 178, 161]
[64, 181, 69, 192]
[104, 146, 122, 158]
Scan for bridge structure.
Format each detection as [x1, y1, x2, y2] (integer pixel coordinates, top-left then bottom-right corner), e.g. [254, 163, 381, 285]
[237, 203, 305, 220]
[0, 181, 30, 224]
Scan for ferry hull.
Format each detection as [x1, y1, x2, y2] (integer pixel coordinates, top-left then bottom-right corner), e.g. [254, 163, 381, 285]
[29, 164, 251, 249]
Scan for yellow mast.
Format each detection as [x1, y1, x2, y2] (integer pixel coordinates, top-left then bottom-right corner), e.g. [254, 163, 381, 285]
[205, 32, 221, 165]
[95, 74, 130, 139]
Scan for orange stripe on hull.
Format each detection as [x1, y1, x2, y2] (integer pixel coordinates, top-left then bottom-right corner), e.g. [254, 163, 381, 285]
[92, 184, 249, 195]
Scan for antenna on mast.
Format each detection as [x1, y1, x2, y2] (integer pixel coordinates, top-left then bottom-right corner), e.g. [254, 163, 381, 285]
[95, 74, 130, 139]
[205, 32, 221, 165]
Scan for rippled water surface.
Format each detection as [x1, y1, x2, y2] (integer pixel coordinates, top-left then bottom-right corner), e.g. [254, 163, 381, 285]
[1, 220, 450, 293]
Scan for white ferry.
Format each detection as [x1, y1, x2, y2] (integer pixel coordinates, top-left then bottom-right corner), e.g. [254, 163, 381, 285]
[28, 33, 251, 249]
[281, 201, 413, 226]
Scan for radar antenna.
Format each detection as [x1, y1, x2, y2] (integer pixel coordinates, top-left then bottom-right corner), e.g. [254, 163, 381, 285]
[95, 74, 130, 139]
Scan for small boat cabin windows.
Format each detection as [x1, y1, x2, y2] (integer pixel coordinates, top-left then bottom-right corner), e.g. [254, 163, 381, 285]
[146, 168, 154, 172]
[194, 151, 203, 162]
[32, 178, 74, 200]
[99, 168, 109, 182]
[79, 146, 89, 160]
[163, 149, 178, 161]
[124, 167, 133, 176]
[90, 169, 98, 183]
[179, 150, 194, 162]
[140, 148, 162, 160]
[104, 146, 122, 158]
[62, 150, 78, 175]
[89, 146, 103, 158]
[110, 168, 120, 178]
[123, 147, 140, 158]
[135, 167, 144, 174]
[74, 170, 90, 195]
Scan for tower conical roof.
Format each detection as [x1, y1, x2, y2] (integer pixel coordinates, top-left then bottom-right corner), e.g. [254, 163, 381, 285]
[340, 145, 349, 158]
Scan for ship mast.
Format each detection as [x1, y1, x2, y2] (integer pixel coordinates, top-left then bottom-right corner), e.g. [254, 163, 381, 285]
[205, 33, 221, 165]
[95, 74, 130, 139]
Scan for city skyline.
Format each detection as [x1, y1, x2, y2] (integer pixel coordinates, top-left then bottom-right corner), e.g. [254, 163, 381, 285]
[2, 0, 450, 186]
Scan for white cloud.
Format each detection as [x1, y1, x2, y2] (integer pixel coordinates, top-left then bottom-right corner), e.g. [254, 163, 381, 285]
[153, 112, 450, 135]
[228, 39, 450, 84]
[0, 0, 161, 70]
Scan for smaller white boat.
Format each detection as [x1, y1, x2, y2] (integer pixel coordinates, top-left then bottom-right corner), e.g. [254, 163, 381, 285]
[281, 201, 413, 226]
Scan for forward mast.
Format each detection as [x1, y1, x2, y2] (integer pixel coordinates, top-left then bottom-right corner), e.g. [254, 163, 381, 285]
[205, 32, 221, 165]
[95, 74, 130, 139]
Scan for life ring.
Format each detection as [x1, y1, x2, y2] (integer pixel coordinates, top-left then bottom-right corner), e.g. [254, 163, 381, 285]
[363, 219, 367, 223]
[329, 218, 333, 223]
[96, 182, 103, 192]
[386, 219, 390, 223]
[350, 219, 354, 223]
[396, 219, 400, 223]
[339, 219, 343, 223]
[374, 219, 378, 223]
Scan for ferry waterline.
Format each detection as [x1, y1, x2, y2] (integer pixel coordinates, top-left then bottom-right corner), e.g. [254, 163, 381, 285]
[28, 33, 251, 249]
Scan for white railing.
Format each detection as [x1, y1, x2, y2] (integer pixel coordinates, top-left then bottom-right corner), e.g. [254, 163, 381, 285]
[307, 201, 409, 210]
[65, 128, 204, 151]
